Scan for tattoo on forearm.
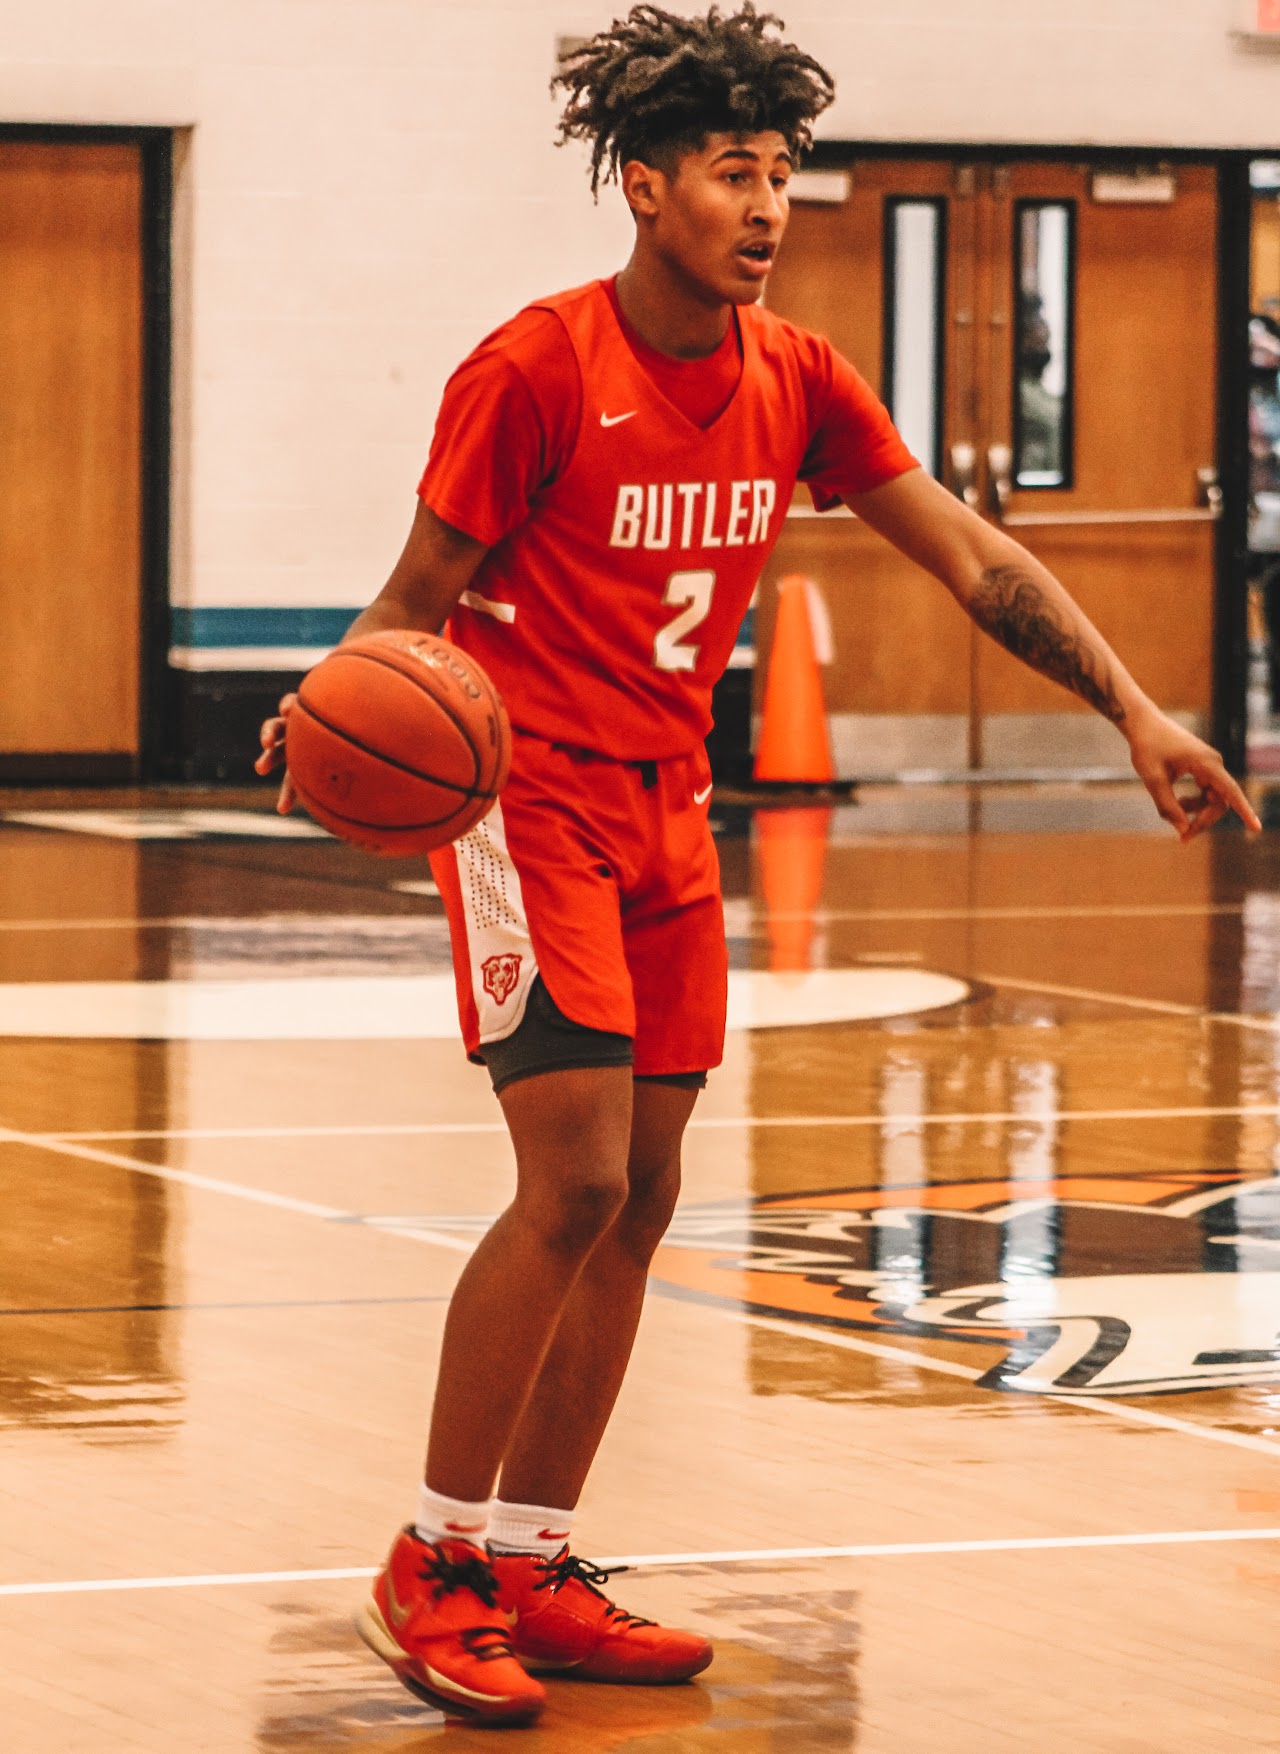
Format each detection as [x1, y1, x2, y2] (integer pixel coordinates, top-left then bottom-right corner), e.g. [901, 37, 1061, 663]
[970, 566, 1125, 725]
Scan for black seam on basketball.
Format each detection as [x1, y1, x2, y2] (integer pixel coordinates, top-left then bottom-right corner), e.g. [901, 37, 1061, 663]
[293, 784, 487, 834]
[314, 646, 488, 791]
[480, 672, 512, 762]
[293, 698, 488, 799]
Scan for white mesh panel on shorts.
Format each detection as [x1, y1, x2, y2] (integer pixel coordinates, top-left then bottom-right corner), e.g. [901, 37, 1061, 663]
[461, 823, 523, 932]
[454, 804, 538, 1043]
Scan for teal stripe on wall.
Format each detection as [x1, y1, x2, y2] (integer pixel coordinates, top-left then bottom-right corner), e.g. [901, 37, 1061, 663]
[170, 607, 359, 647]
[170, 604, 755, 652]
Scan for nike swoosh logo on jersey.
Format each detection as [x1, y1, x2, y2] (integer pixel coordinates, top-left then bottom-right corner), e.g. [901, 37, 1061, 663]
[694, 784, 713, 805]
[600, 410, 637, 427]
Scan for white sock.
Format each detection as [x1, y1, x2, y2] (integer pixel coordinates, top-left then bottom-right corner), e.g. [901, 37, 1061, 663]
[414, 1483, 491, 1547]
[487, 1498, 574, 1559]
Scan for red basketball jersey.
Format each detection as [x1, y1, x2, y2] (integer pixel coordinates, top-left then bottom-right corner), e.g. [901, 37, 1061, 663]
[447, 281, 827, 760]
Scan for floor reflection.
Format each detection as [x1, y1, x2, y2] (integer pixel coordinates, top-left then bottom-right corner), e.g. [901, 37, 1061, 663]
[257, 1602, 447, 1749]
[166, 915, 454, 981]
[691, 1580, 860, 1752]
[0, 1131, 182, 1439]
[254, 1568, 859, 1753]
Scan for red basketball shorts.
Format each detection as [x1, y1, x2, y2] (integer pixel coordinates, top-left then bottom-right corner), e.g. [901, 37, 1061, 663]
[429, 731, 727, 1077]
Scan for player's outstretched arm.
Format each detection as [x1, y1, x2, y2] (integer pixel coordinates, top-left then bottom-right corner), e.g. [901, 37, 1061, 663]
[847, 468, 1261, 841]
[254, 501, 490, 812]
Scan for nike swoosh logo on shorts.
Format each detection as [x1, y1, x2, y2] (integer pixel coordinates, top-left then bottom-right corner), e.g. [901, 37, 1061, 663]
[694, 784, 713, 805]
[600, 410, 637, 427]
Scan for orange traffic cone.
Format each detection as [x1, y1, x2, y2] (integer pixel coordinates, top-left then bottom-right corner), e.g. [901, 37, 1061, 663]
[753, 574, 834, 784]
[756, 804, 834, 970]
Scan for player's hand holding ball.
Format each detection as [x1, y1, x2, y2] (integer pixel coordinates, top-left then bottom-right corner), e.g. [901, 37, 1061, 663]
[254, 630, 511, 855]
[255, 691, 300, 814]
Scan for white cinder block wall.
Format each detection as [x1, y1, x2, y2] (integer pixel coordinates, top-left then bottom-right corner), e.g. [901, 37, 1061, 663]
[0, 0, 1276, 633]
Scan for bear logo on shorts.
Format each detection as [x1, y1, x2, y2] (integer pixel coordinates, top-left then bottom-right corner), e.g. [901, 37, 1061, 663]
[481, 953, 523, 1006]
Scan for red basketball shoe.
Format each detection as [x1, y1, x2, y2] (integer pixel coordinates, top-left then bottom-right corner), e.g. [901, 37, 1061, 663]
[490, 1547, 713, 1684]
[356, 1528, 546, 1725]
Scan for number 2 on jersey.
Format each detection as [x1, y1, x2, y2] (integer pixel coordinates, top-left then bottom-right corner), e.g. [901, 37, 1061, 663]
[653, 569, 715, 673]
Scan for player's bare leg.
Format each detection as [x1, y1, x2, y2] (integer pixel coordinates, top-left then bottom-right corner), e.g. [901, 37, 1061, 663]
[424, 1063, 636, 1501]
[496, 1078, 699, 1510]
[486, 1077, 713, 1685]
[357, 1064, 639, 1722]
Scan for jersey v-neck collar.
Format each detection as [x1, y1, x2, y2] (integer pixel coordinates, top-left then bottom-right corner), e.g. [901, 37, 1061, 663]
[600, 277, 747, 436]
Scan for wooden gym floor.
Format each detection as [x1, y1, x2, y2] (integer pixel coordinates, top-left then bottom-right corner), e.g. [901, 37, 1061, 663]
[2, 780, 1280, 1752]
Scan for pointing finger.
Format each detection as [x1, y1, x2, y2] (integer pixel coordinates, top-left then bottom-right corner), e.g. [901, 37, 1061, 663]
[1187, 760, 1261, 834]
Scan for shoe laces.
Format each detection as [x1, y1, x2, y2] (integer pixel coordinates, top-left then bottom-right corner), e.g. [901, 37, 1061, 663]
[419, 1547, 501, 1608]
[417, 1547, 513, 1660]
[534, 1550, 654, 1630]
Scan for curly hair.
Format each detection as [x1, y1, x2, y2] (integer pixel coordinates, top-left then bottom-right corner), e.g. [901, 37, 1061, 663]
[553, 5, 835, 196]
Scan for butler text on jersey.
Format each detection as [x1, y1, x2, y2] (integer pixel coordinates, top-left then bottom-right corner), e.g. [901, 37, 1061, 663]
[609, 480, 778, 550]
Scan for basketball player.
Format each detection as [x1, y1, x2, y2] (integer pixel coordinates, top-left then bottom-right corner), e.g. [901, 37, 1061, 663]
[257, 4, 1259, 1726]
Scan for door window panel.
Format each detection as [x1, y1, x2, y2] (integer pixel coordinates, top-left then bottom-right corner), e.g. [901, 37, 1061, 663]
[1014, 200, 1075, 488]
[884, 198, 947, 479]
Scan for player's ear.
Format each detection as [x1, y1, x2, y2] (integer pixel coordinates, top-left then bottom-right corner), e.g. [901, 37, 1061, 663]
[621, 158, 663, 219]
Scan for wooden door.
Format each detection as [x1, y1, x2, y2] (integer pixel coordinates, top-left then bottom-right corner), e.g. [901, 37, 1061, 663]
[974, 163, 1218, 769]
[0, 142, 143, 762]
[765, 158, 1220, 776]
[764, 161, 975, 776]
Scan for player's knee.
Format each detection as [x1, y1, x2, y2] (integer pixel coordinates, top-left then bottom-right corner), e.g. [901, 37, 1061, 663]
[525, 1169, 629, 1257]
[616, 1157, 682, 1261]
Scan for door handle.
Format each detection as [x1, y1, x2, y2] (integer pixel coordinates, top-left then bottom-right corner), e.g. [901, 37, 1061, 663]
[1196, 466, 1223, 516]
[949, 442, 980, 510]
[987, 443, 1013, 521]
[1000, 507, 1221, 528]
[999, 463, 1224, 529]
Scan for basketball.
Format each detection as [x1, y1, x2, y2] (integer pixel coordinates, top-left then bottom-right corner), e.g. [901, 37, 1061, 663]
[286, 629, 511, 855]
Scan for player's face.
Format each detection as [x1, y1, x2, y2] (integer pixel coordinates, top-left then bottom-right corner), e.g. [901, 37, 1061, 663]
[639, 131, 793, 305]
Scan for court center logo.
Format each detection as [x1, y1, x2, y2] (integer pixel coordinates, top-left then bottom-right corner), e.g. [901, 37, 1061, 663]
[650, 1172, 1280, 1398]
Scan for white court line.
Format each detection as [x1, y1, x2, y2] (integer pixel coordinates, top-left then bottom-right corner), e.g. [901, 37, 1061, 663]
[978, 974, 1207, 1019]
[4, 1527, 1280, 1599]
[39, 1101, 1280, 1143]
[0, 913, 445, 936]
[7, 1122, 1280, 1461]
[985, 972, 1280, 1036]
[0, 903, 1244, 932]
[603, 1528, 1280, 1565]
[0, 1127, 346, 1221]
[0, 918, 167, 933]
[784, 904, 1246, 923]
[44, 1121, 512, 1142]
[0, 1567, 376, 1598]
